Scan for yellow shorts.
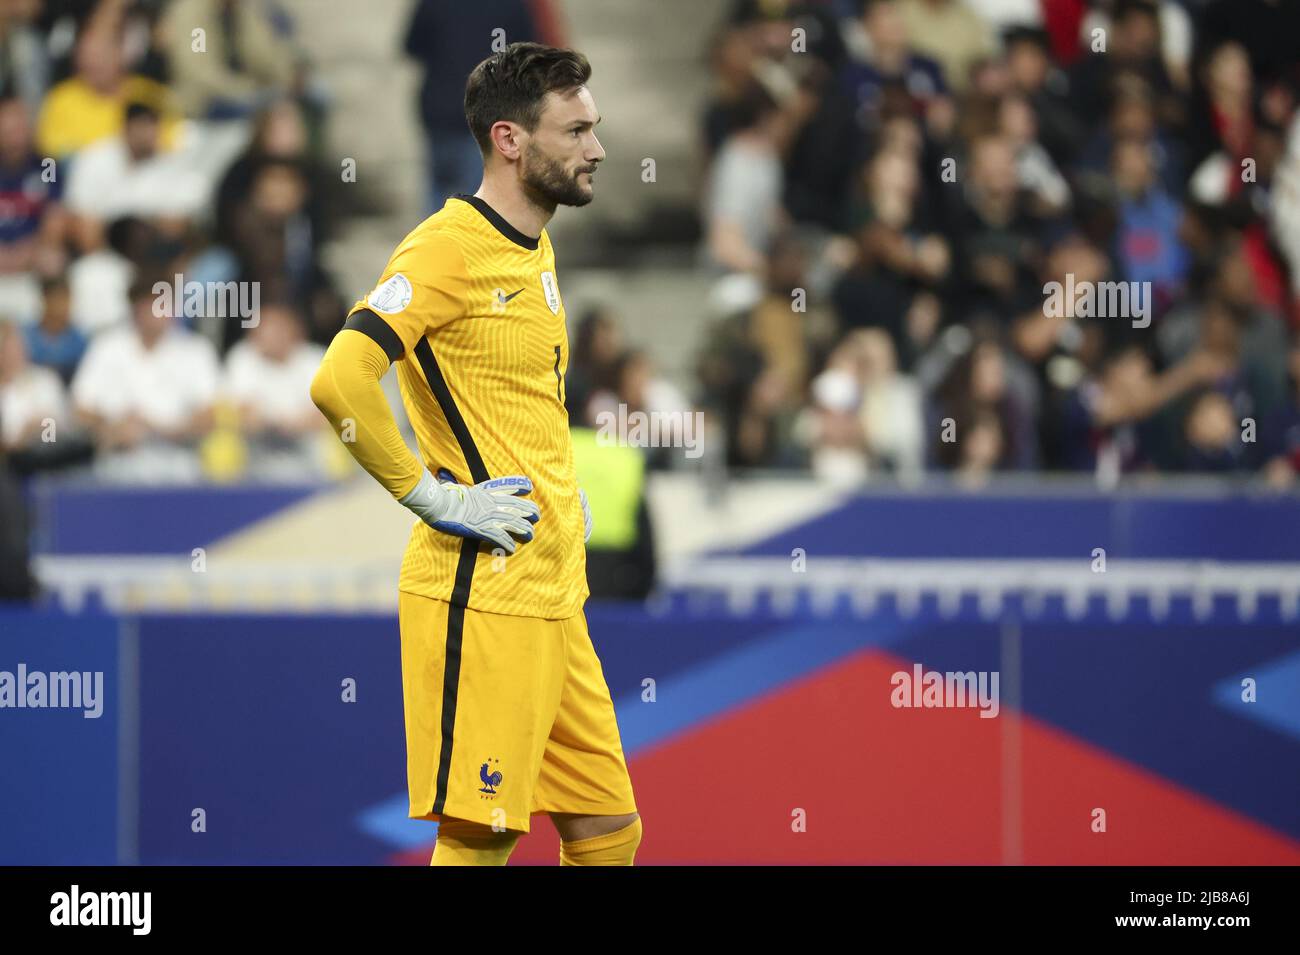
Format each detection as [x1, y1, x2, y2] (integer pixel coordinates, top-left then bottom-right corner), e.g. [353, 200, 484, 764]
[397, 590, 638, 833]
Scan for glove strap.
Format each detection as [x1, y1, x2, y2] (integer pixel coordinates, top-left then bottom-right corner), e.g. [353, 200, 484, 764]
[398, 469, 449, 521]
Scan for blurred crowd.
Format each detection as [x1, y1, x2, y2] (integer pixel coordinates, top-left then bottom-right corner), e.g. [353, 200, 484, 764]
[0, 0, 345, 485]
[7, 0, 1300, 495]
[678, 0, 1300, 486]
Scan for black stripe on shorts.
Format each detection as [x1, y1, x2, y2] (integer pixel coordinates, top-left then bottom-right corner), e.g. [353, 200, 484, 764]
[431, 539, 478, 816]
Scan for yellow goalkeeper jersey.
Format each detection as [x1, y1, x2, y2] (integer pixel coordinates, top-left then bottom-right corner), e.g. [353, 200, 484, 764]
[346, 194, 587, 620]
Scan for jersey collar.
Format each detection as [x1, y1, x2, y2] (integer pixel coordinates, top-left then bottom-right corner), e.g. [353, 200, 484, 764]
[451, 193, 540, 251]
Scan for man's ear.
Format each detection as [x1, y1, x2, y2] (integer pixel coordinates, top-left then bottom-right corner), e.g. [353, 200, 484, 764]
[490, 121, 522, 161]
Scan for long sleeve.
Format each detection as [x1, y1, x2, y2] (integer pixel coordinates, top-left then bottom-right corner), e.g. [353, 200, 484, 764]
[310, 329, 423, 500]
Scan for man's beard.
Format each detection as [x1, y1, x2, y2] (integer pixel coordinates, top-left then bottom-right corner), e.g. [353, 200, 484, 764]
[521, 144, 593, 209]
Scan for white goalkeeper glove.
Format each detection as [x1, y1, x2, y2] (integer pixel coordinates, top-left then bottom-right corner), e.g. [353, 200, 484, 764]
[579, 488, 592, 544]
[399, 468, 540, 554]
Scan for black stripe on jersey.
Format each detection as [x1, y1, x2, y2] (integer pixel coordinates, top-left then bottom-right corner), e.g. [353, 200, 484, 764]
[415, 336, 488, 816]
[451, 193, 540, 251]
[413, 338, 489, 484]
[431, 540, 476, 817]
[343, 308, 404, 362]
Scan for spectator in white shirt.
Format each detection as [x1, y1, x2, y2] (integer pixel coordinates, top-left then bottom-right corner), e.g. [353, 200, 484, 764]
[65, 102, 210, 253]
[223, 302, 328, 480]
[0, 318, 67, 453]
[72, 276, 219, 483]
[703, 82, 789, 277]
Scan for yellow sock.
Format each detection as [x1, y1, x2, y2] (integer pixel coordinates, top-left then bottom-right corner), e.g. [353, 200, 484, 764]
[429, 818, 520, 866]
[559, 816, 642, 866]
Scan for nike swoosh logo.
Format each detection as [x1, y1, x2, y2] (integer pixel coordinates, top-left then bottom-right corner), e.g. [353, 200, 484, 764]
[497, 288, 525, 305]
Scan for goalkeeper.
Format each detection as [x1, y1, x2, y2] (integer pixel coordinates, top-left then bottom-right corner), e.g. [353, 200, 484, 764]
[310, 41, 640, 866]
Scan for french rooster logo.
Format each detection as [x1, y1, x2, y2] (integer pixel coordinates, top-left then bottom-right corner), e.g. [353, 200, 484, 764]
[479, 760, 503, 795]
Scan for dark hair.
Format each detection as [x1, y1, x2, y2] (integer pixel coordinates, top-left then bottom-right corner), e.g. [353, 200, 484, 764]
[859, 0, 898, 16]
[731, 80, 779, 131]
[40, 274, 69, 295]
[129, 273, 164, 305]
[125, 100, 159, 123]
[1113, 0, 1159, 25]
[573, 306, 614, 368]
[1001, 25, 1050, 53]
[464, 42, 592, 155]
